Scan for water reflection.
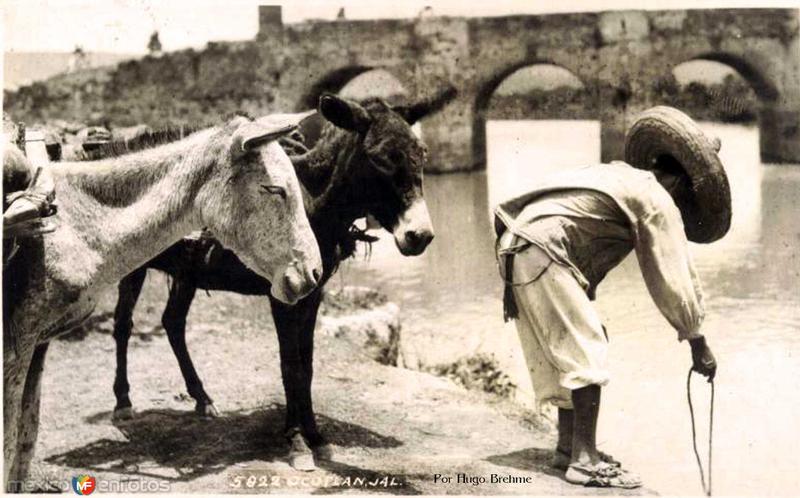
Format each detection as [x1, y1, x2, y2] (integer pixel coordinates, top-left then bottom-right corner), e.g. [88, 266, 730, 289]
[486, 120, 601, 209]
[339, 120, 800, 495]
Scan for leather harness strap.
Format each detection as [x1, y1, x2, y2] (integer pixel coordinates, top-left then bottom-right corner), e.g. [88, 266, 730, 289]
[4, 130, 58, 267]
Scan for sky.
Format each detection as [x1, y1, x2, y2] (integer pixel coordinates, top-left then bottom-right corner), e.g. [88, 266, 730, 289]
[3, 0, 800, 55]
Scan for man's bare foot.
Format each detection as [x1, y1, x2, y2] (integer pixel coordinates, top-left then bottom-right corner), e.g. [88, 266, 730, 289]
[552, 448, 621, 471]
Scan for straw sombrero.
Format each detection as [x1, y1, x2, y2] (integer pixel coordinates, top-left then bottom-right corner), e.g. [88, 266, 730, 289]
[624, 106, 732, 243]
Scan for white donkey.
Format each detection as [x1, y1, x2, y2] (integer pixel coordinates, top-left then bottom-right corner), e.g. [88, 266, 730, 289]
[3, 114, 323, 489]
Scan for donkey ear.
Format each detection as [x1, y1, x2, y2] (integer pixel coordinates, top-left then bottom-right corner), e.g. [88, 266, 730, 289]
[394, 85, 458, 124]
[231, 122, 297, 160]
[318, 93, 371, 133]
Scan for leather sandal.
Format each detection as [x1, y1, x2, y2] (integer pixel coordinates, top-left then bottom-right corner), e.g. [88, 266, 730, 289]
[565, 461, 642, 489]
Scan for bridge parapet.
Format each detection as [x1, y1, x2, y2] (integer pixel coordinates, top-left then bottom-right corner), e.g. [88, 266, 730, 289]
[7, 6, 797, 168]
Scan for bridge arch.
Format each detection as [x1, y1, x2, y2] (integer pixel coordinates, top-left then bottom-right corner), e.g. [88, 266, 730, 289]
[676, 52, 780, 103]
[296, 66, 410, 110]
[472, 61, 591, 169]
[667, 52, 791, 163]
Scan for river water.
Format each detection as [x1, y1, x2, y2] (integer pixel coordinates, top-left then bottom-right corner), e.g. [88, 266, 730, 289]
[336, 120, 799, 496]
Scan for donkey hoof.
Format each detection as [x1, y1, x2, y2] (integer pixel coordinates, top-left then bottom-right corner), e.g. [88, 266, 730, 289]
[288, 432, 316, 471]
[112, 406, 134, 421]
[196, 403, 220, 418]
[289, 451, 317, 472]
[313, 443, 334, 461]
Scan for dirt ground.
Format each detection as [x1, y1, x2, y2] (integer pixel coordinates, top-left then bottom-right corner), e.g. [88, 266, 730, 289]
[28, 272, 652, 495]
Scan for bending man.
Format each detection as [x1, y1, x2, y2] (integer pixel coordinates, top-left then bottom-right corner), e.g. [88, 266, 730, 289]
[495, 107, 730, 488]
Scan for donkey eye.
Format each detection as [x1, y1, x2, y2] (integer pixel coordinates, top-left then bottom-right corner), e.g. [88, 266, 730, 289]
[388, 150, 405, 164]
[259, 184, 287, 200]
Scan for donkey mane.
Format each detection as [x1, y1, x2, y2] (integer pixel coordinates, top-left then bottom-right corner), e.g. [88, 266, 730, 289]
[78, 111, 254, 162]
[80, 125, 205, 161]
[64, 113, 257, 208]
[63, 127, 220, 208]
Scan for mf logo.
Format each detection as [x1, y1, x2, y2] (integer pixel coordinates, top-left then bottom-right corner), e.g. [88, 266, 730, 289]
[72, 475, 96, 495]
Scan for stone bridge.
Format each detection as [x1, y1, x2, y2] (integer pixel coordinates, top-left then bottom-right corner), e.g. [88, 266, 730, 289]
[259, 7, 799, 171]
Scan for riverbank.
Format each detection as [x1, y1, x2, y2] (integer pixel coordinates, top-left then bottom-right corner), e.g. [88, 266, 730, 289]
[29, 272, 652, 495]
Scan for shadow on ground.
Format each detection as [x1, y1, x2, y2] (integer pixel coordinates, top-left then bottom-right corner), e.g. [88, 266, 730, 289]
[46, 405, 402, 483]
[485, 447, 563, 480]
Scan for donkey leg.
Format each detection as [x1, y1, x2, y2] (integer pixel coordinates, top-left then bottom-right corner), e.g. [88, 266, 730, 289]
[295, 290, 332, 460]
[272, 289, 330, 467]
[4, 347, 34, 491]
[8, 343, 49, 487]
[112, 268, 147, 420]
[272, 297, 316, 471]
[162, 278, 216, 416]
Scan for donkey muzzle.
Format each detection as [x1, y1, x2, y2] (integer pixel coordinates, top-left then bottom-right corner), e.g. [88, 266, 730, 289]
[278, 259, 321, 304]
[392, 199, 434, 256]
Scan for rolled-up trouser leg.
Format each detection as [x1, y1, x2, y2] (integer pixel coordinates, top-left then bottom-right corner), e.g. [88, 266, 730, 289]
[511, 245, 609, 410]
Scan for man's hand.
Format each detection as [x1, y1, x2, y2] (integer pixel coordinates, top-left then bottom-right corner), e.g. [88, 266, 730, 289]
[689, 336, 717, 381]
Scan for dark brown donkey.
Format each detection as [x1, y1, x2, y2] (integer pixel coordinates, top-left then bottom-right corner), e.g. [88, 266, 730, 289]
[111, 89, 457, 470]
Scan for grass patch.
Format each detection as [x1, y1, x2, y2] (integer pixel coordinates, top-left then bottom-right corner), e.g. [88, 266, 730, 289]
[430, 353, 516, 398]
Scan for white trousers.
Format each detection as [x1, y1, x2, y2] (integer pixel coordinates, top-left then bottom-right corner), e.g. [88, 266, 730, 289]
[509, 241, 610, 410]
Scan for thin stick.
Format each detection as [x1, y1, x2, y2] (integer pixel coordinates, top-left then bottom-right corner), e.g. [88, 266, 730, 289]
[687, 368, 714, 496]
